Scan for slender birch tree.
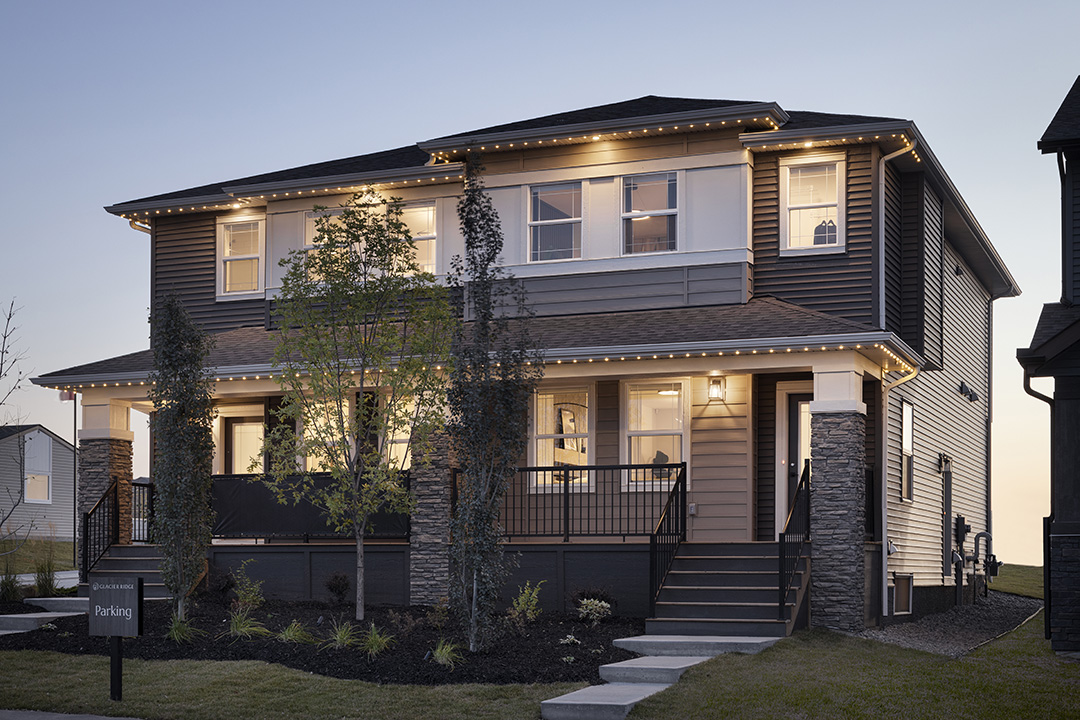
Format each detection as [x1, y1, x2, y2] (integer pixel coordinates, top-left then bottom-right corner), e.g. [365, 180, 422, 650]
[261, 192, 451, 622]
[448, 159, 542, 651]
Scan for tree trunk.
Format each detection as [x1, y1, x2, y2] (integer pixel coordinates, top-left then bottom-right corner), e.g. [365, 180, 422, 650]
[469, 567, 479, 652]
[355, 526, 366, 622]
[176, 593, 186, 621]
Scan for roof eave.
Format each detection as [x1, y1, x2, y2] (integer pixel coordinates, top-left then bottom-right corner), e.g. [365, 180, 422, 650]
[223, 162, 466, 199]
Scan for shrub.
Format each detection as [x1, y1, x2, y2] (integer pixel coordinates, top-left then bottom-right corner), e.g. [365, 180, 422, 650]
[165, 613, 205, 644]
[507, 580, 545, 627]
[386, 609, 420, 635]
[325, 572, 350, 605]
[559, 634, 581, 645]
[432, 637, 463, 670]
[360, 623, 394, 660]
[277, 620, 317, 644]
[577, 597, 612, 626]
[569, 585, 618, 612]
[33, 558, 56, 598]
[224, 607, 271, 640]
[231, 559, 264, 610]
[0, 559, 20, 602]
[426, 596, 449, 631]
[322, 618, 359, 649]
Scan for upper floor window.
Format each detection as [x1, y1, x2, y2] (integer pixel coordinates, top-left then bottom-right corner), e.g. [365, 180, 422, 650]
[780, 153, 845, 254]
[218, 216, 265, 297]
[24, 430, 51, 504]
[623, 172, 677, 254]
[400, 202, 437, 274]
[529, 183, 582, 262]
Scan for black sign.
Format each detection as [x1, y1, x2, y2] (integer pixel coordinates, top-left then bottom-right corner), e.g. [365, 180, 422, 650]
[89, 577, 143, 637]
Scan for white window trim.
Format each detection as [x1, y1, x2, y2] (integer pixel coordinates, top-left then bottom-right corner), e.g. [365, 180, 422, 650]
[529, 384, 595, 494]
[402, 201, 438, 275]
[24, 473, 51, 504]
[526, 181, 585, 264]
[620, 171, 682, 257]
[620, 378, 690, 492]
[216, 213, 266, 301]
[779, 152, 846, 256]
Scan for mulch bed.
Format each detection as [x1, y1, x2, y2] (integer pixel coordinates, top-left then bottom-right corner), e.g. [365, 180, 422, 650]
[0, 595, 644, 685]
[0, 601, 49, 615]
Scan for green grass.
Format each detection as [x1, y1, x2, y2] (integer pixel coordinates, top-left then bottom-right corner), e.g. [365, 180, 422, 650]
[0, 538, 75, 575]
[0, 651, 582, 720]
[991, 563, 1044, 599]
[631, 611, 1077, 720]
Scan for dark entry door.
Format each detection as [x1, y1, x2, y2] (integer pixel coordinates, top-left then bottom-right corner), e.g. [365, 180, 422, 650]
[787, 393, 813, 507]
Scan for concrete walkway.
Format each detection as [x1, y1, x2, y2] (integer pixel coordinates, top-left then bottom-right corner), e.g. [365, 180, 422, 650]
[540, 635, 782, 720]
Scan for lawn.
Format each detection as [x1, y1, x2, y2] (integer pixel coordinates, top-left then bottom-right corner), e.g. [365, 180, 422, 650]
[630, 610, 1078, 720]
[0, 538, 75, 575]
[991, 563, 1043, 599]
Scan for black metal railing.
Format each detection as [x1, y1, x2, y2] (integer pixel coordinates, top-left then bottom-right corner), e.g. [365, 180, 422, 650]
[212, 472, 410, 540]
[131, 481, 154, 543]
[494, 463, 687, 541]
[779, 459, 811, 619]
[81, 480, 119, 581]
[648, 465, 688, 615]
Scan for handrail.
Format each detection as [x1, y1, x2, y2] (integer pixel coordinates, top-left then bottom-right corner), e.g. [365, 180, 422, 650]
[778, 459, 811, 619]
[648, 464, 687, 616]
[81, 480, 119, 582]
[131, 482, 154, 543]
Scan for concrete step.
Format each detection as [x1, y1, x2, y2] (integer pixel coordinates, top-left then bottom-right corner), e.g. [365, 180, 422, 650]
[614, 634, 782, 656]
[598, 655, 710, 684]
[101, 544, 161, 559]
[662, 570, 786, 587]
[675, 542, 779, 557]
[653, 600, 794, 620]
[645, 617, 789, 637]
[657, 585, 794, 604]
[23, 596, 89, 612]
[540, 682, 671, 720]
[0, 612, 83, 633]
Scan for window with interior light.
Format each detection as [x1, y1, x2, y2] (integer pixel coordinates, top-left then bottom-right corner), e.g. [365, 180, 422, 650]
[622, 173, 677, 254]
[305, 203, 436, 275]
[779, 153, 846, 253]
[24, 430, 51, 504]
[217, 215, 265, 297]
[901, 400, 914, 500]
[529, 183, 582, 261]
[532, 387, 591, 492]
[623, 380, 685, 491]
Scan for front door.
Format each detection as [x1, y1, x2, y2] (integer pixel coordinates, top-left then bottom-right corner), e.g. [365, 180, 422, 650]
[775, 381, 813, 538]
[224, 417, 264, 474]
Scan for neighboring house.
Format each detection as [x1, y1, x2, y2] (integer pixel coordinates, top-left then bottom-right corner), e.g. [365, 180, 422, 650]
[0, 425, 75, 542]
[33, 95, 1018, 633]
[1018, 75, 1080, 652]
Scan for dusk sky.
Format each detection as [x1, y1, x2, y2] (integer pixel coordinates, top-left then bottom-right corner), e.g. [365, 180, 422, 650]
[2, 0, 1077, 565]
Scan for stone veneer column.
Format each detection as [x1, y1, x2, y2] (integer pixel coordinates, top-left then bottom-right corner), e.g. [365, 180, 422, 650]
[77, 438, 134, 547]
[408, 432, 451, 606]
[809, 411, 867, 632]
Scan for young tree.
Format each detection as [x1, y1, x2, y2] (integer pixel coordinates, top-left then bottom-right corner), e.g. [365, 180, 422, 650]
[262, 191, 451, 622]
[448, 159, 542, 651]
[0, 299, 33, 557]
[148, 294, 216, 621]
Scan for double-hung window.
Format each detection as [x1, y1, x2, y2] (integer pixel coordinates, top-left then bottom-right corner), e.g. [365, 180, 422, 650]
[624, 381, 685, 490]
[623, 172, 677, 254]
[780, 153, 845, 253]
[901, 400, 914, 500]
[23, 430, 51, 504]
[529, 183, 581, 261]
[532, 387, 591, 491]
[400, 202, 437, 274]
[218, 216, 265, 297]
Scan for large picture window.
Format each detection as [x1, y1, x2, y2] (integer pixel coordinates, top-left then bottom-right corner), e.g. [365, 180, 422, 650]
[533, 387, 591, 491]
[623, 173, 677, 254]
[780, 153, 845, 253]
[218, 216, 265, 296]
[529, 183, 582, 261]
[624, 381, 684, 490]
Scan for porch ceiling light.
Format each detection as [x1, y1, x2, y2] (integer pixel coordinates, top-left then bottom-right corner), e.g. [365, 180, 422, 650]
[708, 376, 726, 401]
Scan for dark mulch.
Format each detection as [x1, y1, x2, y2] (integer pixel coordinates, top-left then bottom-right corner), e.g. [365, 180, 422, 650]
[0, 595, 643, 685]
[0, 600, 48, 614]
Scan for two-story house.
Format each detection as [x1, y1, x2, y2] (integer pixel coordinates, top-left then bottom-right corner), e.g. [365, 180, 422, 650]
[34, 95, 1018, 633]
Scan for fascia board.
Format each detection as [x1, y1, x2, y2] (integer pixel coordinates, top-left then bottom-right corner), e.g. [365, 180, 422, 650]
[105, 193, 236, 217]
[419, 103, 789, 154]
[223, 162, 466, 198]
[739, 120, 917, 147]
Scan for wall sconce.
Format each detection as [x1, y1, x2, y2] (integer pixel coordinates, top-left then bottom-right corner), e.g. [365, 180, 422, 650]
[708, 376, 726, 401]
[958, 382, 979, 402]
[887, 539, 900, 556]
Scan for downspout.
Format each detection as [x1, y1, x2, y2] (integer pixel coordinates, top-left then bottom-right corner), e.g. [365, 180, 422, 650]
[880, 363, 920, 619]
[129, 219, 151, 235]
[1023, 366, 1054, 638]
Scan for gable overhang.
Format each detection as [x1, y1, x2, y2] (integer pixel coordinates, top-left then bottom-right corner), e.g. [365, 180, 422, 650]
[418, 103, 789, 160]
[741, 121, 1020, 300]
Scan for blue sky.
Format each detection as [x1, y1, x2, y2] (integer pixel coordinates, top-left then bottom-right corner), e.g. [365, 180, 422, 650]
[2, 0, 1076, 564]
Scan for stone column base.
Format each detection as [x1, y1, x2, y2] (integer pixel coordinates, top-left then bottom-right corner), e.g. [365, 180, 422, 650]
[408, 434, 451, 606]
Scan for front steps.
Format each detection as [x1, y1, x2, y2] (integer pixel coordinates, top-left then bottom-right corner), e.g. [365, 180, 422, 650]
[79, 544, 169, 599]
[646, 541, 809, 637]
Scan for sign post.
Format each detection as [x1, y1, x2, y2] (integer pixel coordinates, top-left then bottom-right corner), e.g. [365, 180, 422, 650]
[89, 577, 143, 701]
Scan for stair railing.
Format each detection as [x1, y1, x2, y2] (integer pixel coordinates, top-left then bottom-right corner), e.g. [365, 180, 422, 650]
[648, 463, 687, 616]
[81, 480, 119, 582]
[778, 460, 811, 619]
[131, 481, 155, 543]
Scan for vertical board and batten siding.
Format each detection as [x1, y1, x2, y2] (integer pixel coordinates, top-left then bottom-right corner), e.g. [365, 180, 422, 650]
[1069, 152, 1080, 302]
[152, 214, 265, 333]
[0, 432, 75, 540]
[886, 243, 990, 587]
[882, 162, 904, 333]
[751, 147, 877, 327]
[899, 176, 945, 368]
[688, 374, 752, 541]
[519, 264, 747, 317]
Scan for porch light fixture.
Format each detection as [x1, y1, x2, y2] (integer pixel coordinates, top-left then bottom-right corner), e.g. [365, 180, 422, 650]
[708, 377, 727, 401]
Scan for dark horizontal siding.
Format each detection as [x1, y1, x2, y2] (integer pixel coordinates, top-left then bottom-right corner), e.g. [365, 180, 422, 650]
[751, 147, 876, 326]
[152, 214, 265, 334]
[1070, 163, 1080, 302]
[922, 184, 945, 368]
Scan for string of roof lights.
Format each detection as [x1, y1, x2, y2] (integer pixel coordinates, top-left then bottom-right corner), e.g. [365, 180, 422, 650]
[40, 342, 914, 393]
